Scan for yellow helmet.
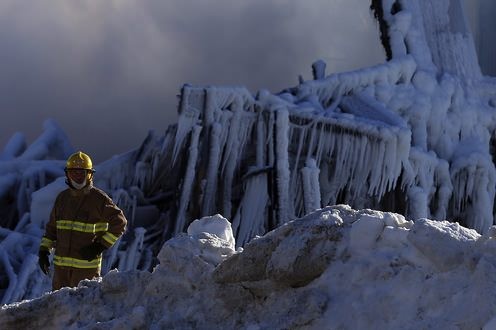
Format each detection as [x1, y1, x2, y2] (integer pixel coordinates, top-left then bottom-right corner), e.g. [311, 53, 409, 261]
[65, 151, 94, 171]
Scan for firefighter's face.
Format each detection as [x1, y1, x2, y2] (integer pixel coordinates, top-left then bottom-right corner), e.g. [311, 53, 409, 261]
[66, 169, 89, 184]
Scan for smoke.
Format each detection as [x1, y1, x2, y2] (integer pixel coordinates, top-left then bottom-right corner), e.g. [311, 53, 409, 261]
[0, 0, 384, 162]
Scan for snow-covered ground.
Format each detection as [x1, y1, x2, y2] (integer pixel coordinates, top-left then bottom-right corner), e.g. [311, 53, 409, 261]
[2, 206, 496, 329]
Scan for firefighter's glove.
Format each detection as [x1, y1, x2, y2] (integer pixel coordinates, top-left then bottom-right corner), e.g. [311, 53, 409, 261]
[80, 242, 106, 261]
[38, 250, 50, 275]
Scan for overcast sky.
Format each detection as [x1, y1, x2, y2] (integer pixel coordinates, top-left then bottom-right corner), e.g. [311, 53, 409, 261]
[0, 0, 385, 163]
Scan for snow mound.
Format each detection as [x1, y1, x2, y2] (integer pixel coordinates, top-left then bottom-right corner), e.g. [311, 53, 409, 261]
[2, 205, 496, 329]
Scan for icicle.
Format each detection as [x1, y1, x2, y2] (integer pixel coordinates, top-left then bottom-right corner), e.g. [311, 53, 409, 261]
[450, 152, 496, 233]
[172, 86, 203, 164]
[305, 121, 318, 162]
[0, 173, 17, 199]
[216, 97, 257, 219]
[256, 111, 265, 167]
[101, 239, 122, 275]
[314, 123, 327, 165]
[220, 97, 243, 174]
[134, 161, 152, 191]
[202, 123, 222, 217]
[433, 159, 452, 220]
[175, 125, 202, 233]
[9, 254, 38, 303]
[112, 189, 136, 227]
[16, 174, 29, 217]
[275, 108, 291, 224]
[301, 158, 321, 214]
[160, 127, 173, 154]
[350, 135, 363, 186]
[220, 107, 242, 220]
[204, 88, 217, 127]
[151, 152, 161, 181]
[288, 121, 308, 200]
[119, 227, 146, 271]
[231, 173, 269, 248]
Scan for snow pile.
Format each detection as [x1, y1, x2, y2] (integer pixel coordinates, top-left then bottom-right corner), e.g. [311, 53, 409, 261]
[3, 205, 496, 329]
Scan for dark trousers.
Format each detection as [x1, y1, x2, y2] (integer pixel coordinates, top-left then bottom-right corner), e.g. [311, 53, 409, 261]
[52, 265, 100, 290]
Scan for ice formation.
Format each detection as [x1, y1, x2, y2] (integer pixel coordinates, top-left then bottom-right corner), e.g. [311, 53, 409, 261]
[3, 205, 496, 329]
[2, 0, 496, 308]
[161, 0, 496, 239]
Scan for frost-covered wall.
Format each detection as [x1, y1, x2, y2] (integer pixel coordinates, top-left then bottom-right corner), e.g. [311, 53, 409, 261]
[157, 0, 496, 241]
[166, 64, 414, 247]
[370, 0, 496, 233]
[3, 0, 496, 305]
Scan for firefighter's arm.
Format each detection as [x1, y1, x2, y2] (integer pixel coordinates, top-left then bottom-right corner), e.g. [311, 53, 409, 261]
[40, 196, 59, 251]
[99, 196, 127, 249]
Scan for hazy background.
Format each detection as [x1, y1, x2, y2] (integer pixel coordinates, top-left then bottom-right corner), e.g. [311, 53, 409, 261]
[1, 0, 492, 163]
[0, 0, 387, 163]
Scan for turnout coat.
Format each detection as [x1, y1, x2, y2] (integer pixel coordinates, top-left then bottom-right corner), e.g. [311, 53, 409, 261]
[40, 185, 127, 290]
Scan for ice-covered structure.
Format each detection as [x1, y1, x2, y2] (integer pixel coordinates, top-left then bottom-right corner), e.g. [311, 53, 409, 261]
[154, 0, 496, 239]
[2, 0, 496, 305]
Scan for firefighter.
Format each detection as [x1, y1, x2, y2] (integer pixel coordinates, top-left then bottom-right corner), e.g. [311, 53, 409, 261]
[38, 151, 127, 290]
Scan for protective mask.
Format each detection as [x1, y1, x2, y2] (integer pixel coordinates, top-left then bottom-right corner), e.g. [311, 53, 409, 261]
[71, 178, 87, 190]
